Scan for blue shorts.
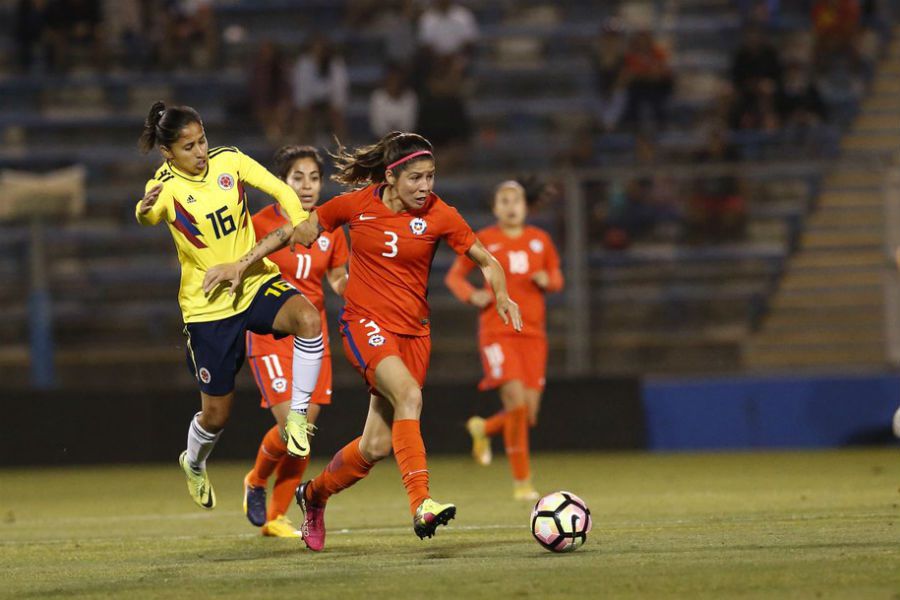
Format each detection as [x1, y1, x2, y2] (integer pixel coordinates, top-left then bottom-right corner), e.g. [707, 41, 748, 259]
[183, 276, 300, 396]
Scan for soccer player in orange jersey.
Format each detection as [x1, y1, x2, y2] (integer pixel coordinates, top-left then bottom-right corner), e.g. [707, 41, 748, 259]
[242, 146, 349, 537]
[288, 131, 523, 550]
[445, 180, 564, 501]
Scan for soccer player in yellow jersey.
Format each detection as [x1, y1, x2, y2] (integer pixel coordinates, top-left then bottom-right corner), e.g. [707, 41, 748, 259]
[136, 101, 323, 512]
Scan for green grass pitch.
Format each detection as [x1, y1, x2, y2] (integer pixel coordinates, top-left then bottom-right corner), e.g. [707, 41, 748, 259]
[2, 449, 899, 599]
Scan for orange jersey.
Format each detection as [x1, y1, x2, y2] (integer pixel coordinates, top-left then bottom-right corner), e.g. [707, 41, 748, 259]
[445, 225, 563, 338]
[246, 203, 349, 357]
[316, 184, 476, 336]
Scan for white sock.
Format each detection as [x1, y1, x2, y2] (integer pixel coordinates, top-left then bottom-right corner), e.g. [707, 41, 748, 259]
[186, 412, 220, 471]
[291, 334, 324, 414]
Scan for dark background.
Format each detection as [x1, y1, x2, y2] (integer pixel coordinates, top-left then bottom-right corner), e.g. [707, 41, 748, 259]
[0, 377, 644, 466]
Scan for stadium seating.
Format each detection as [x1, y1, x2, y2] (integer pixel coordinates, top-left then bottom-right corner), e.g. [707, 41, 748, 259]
[0, 1, 889, 387]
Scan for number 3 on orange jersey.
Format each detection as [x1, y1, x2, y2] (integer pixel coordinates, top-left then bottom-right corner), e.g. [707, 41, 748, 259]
[382, 231, 398, 258]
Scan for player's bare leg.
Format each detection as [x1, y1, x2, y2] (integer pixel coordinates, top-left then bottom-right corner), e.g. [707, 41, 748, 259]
[523, 388, 542, 427]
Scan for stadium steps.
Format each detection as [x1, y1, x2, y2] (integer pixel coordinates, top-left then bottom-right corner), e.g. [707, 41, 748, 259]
[762, 308, 884, 331]
[744, 344, 886, 369]
[769, 288, 882, 310]
[805, 208, 882, 229]
[750, 325, 883, 346]
[798, 230, 882, 250]
[853, 113, 900, 133]
[779, 269, 883, 291]
[789, 249, 885, 270]
[745, 34, 898, 369]
[821, 169, 883, 190]
[815, 189, 882, 208]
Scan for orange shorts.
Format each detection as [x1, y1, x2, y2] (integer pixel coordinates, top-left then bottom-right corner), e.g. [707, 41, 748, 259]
[338, 309, 430, 394]
[248, 352, 333, 408]
[478, 334, 547, 392]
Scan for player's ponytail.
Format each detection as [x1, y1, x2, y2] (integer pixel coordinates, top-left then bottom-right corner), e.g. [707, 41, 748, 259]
[330, 131, 433, 187]
[138, 101, 203, 154]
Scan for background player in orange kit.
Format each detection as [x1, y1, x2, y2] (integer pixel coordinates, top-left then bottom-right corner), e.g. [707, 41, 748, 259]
[242, 146, 348, 537]
[444, 179, 564, 501]
[288, 131, 523, 551]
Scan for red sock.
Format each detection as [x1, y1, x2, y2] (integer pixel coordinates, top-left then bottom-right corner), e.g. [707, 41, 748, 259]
[248, 425, 286, 488]
[268, 454, 309, 521]
[392, 419, 430, 515]
[504, 406, 530, 481]
[306, 437, 373, 506]
[483, 410, 506, 438]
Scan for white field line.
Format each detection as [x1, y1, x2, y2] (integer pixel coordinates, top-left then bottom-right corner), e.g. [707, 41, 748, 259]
[0, 509, 889, 548]
[0, 523, 524, 547]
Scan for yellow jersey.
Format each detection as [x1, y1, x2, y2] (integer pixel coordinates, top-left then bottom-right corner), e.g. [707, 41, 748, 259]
[136, 146, 308, 323]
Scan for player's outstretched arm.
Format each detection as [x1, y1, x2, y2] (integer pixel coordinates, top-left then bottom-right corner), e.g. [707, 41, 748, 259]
[202, 222, 293, 296]
[466, 240, 523, 332]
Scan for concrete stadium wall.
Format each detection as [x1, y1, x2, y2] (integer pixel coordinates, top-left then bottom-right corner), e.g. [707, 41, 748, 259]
[0, 377, 643, 466]
[643, 372, 900, 451]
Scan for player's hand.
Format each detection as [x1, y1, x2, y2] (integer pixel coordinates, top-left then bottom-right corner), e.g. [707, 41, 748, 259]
[138, 183, 163, 215]
[203, 262, 245, 296]
[469, 289, 493, 308]
[495, 293, 523, 332]
[531, 270, 550, 290]
[291, 219, 319, 250]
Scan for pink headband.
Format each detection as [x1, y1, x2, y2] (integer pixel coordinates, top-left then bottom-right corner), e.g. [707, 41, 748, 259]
[386, 150, 433, 171]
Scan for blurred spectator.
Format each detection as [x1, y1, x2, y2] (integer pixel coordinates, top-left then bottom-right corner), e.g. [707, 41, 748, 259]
[371, 0, 421, 68]
[778, 63, 827, 127]
[290, 35, 349, 142]
[43, 0, 105, 72]
[369, 64, 419, 137]
[345, 0, 380, 26]
[815, 53, 865, 106]
[14, 0, 48, 72]
[812, 0, 862, 70]
[418, 0, 479, 61]
[416, 54, 472, 170]
[102, 0, 151, 70]
[602, 176, 681, 249]
[602, 134, 681, 249]
[161, 0, 219, 70]
[687, 128, 746, 242]
[249, 41, 293, 144]
[736, 0, 781, 26]
[730, 78, 781, 132]
[731, 26, 783, 101]
[729, 26, 784, 132]
[590, 19, 628, 132]
[622, 30, 673, 132]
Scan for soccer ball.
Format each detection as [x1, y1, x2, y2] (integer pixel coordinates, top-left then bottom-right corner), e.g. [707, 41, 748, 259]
[531, 491, 592, 552]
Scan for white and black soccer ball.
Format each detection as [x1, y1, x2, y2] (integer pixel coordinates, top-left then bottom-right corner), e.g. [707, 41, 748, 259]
[531, 491, 592, 552]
